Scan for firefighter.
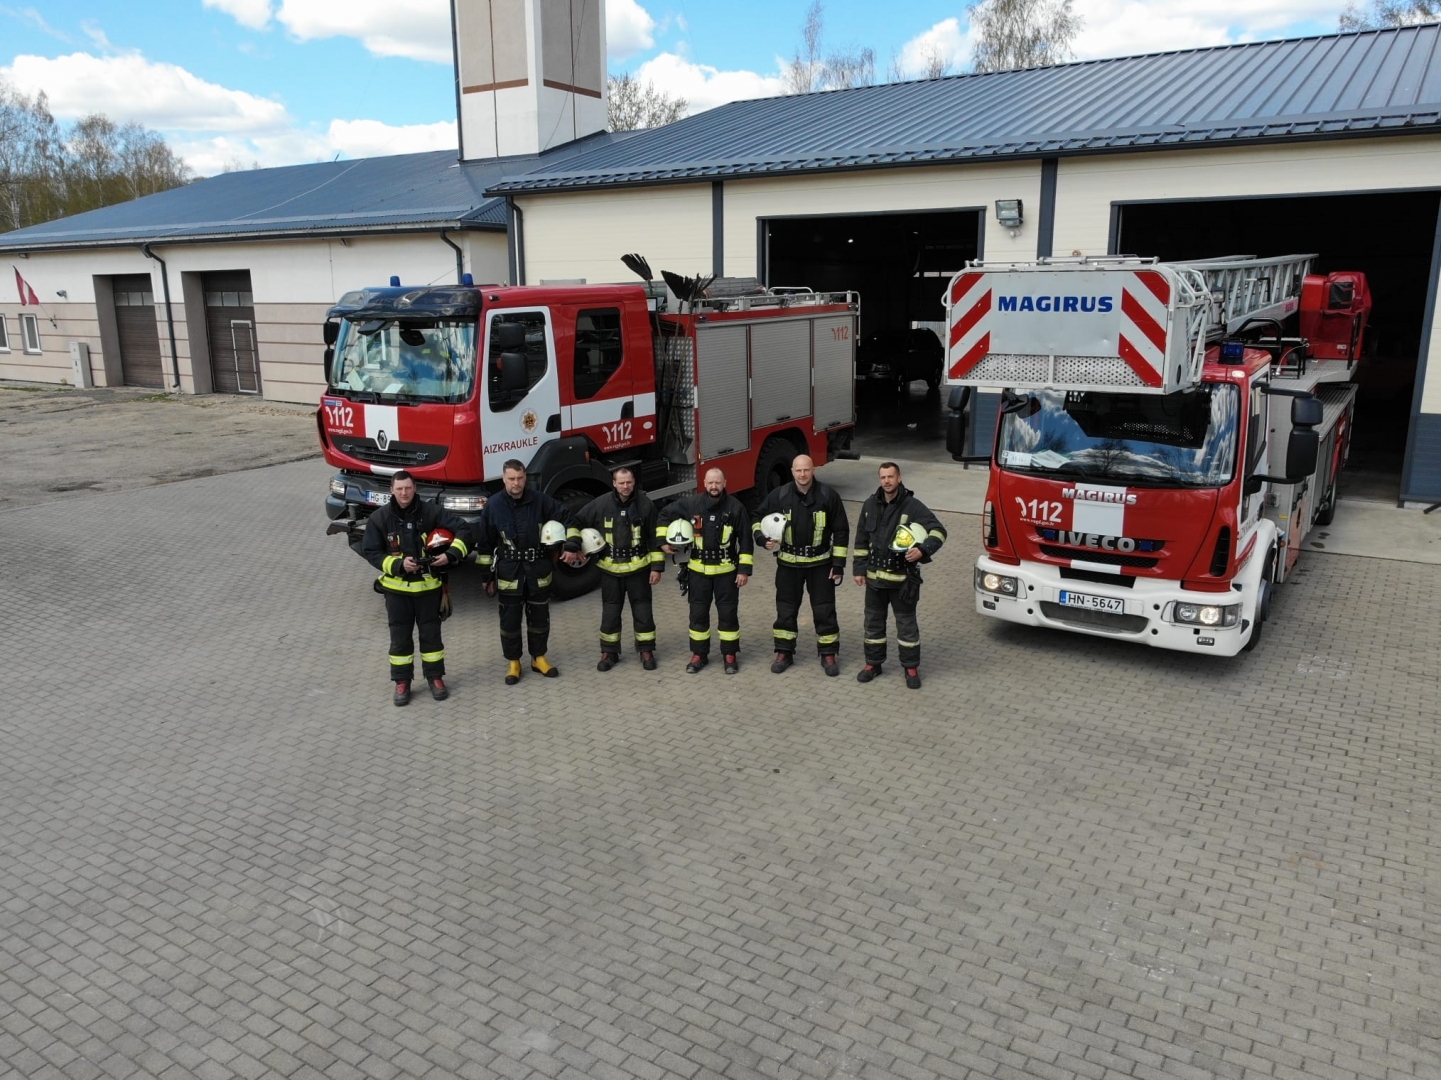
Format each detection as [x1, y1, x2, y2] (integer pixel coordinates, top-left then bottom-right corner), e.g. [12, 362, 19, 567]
[659, 467, 753, 674]
[851, 461, 947, 689]
[360, 470, 471, 706]
[471, 459, 583, 684]
[576, 466, 663, 671]
[752, 453, 850, 677]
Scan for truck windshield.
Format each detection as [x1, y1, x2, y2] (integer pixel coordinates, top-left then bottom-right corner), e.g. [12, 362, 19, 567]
[996, 384, 1240, 487]
[329, 319, 477, 403]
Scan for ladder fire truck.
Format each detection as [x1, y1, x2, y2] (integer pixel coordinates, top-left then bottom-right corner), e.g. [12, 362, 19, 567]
[944, 254, 1371, 655]
[317, 272, 858, 596]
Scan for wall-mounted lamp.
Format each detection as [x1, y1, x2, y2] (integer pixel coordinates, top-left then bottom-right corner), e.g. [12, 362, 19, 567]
[56, 289, 68, 298]
[995, 199, 1024, 230]
[17, 252, 28, 259]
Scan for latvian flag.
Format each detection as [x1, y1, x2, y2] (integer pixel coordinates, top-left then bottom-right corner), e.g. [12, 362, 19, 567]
[14, 267, 39, 306]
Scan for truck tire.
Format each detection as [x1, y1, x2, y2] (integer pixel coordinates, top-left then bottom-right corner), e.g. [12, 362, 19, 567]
[549, 484, 603, 601]
[1316, 484, 1337, 527]
[753, 435, 799, 500]
[1243, 546, 1276, 653]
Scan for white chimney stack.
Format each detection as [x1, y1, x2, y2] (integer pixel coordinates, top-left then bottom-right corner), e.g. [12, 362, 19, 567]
[452, 0, 608, 160]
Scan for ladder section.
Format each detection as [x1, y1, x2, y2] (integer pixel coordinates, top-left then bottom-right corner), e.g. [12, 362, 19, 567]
[1178, 254, 1315, 338]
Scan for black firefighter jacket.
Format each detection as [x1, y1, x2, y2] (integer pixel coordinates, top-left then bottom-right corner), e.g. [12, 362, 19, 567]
[752, 479, 850, 571]
[472, 486, 580, 592]
[660, 490, 754, 577]
[577, 489, 664, 577]
[361, 495, 471, 594]
[851, 483, 946, 588]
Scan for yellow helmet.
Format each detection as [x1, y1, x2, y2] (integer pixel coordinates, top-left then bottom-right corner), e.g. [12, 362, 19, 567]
[890, 522, 925, 551]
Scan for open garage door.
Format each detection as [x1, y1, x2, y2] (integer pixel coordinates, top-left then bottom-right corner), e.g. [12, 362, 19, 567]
[1115, 191, 1439, 503]
[762, 209, 981, 454]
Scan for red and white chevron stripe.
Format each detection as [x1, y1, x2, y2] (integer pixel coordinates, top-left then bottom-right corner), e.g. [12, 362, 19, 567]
[947, 271, 991, 381]
[1117, 270, 1168, 388]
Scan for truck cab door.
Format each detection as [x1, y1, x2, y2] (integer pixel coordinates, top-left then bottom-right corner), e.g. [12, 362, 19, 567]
[480, 307, 560, 478]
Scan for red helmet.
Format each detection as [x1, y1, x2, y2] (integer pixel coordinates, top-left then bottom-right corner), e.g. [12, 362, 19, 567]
[424, 528, 455, 551]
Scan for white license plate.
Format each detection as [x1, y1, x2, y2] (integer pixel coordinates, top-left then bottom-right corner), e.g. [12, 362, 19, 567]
[365, 491, 391, 505]
[1058, 590, 1125, 614]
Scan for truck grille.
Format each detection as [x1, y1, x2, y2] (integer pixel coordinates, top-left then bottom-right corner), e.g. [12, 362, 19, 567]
[338, 440, 447, 468]
[1039, 602, 1148, 634]
[1037, 544, 1158, 569]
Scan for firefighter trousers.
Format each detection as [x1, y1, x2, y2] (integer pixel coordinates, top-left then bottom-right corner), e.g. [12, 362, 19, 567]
[863, 584, 920, 668]
[773, 563, 839, 656]
[687, 571, 739, 657]
[599, 570, 656, 653]
[498, 576, 552, 660]
[385, 589, 444, 682]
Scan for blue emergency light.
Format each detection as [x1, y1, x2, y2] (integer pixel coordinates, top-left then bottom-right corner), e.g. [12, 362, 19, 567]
[390, 275, 401, 286]
[1220, 339, 1246, 361]
[462, 273, 474, 286]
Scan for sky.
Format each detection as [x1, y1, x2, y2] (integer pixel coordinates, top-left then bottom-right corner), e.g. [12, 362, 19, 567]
[1, 0, 1355, 176]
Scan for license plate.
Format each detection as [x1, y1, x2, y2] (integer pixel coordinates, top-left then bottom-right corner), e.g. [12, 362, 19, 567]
[365, 491, 391, 505]
[1058, 590, 1124, 614]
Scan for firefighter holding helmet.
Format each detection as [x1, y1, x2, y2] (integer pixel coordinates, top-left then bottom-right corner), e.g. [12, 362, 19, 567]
[851, 461, 947, 689]
[659, 467, 753, 674]
[576, 466, 664, 671]
[471, 459, 583, 684]
[360, 469, 472, 706]
[752, 453, 850, 677]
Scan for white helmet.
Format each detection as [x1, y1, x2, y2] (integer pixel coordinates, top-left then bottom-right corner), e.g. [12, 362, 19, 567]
[760, 512, 788, 543]
[665, 518, 695, 549]
[890, 522, 926, 551]
[540, 519, 568, 546]
[580, 527, 607, 555]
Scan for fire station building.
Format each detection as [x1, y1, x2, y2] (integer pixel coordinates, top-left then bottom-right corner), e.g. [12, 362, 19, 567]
[2, 12, 1440, 505]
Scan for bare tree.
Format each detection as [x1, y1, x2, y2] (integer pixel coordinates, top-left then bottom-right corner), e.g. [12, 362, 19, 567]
[783, 1, 878, 94]
[1338, 0, 1439, 29]
[0, 75, 189, 232]
[967, 0, 1082, 73]
[607, 73, 688, 131]
[784, 0, 826, 94]
[921, 44, 953, 80]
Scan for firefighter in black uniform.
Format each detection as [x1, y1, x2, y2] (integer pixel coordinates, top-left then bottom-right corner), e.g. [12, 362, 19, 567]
[361, 470, 471, 706]
[753, 453, 850, 677]
[852, 461, 946, 690]
[659, 467, 753, 674]
[577, 466, 664, 671]
[471, 459, 583, 684]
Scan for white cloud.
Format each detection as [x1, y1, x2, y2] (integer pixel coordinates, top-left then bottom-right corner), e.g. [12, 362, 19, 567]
[1, 52, 290, 131]
[327, 117, 456, 158]
[202, 0, 274, 31]
[631, 52, 786, 115]
[608, 0, 655, 62]
[275, 0, 452, 63]
[895, 18, 972, 78]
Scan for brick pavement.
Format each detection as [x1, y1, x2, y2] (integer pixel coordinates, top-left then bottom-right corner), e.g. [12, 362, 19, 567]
[0, 457, 1436, 1080]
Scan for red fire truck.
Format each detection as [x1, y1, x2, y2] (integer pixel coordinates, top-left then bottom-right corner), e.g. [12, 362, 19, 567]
[945, 254, 1370, 655]
[318, 274, 858, 596]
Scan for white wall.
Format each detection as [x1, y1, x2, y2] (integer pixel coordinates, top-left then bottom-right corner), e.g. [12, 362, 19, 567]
[0, 230, 510, 403]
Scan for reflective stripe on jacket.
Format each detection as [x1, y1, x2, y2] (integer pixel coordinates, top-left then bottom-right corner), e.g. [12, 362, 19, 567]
[752, 479, 850, 568]
[361, 497, 471, 594]
[659, 491, 754, 576]
[851, 484, 946, 588]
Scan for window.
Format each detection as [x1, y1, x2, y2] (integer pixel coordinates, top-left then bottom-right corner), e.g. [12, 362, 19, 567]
[487, 311, 549, 413]
[1246, 387, 1267, 474]
[21, 314, 41, 354]
[0, 315, 9, 351]
[572, 308, 624, 400]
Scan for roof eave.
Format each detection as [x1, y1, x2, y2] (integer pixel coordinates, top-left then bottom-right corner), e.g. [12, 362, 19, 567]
[0, 218, 506, 255]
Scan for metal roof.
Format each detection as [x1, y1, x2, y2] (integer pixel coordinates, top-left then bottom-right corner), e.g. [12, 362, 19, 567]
[0, 134, 619, 252]
[487, 24, 1441, 194]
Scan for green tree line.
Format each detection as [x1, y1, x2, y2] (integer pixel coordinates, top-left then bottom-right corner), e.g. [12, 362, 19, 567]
[0, 77, 190, 235]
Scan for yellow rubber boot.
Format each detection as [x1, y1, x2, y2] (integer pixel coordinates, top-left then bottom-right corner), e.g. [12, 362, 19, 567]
[504, 660, 522, 685]
[530, 655, 559, 678]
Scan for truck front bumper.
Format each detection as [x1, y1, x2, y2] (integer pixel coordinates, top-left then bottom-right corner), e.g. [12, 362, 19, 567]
[972, 555, 1256, 657]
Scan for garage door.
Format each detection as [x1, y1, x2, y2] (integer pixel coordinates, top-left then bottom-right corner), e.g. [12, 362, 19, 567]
[113, 275, 164, 389]
[204, 271, 261, 395]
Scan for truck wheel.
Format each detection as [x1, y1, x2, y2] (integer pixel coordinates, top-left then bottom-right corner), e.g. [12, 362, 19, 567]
[549, 484, 603, 601]
[1243, 546, 1276, 653]
[1316, 484, 1337, 527]
[753, 436, 798, 500]
[926, 363, 942, 392]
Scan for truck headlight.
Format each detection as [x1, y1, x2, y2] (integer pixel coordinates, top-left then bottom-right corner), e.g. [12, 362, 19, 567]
[441, 494, 487, 512]
[975, 568, 1018, 596]
[1173, 602, 1239, 628]
[329, 477, 346, 496]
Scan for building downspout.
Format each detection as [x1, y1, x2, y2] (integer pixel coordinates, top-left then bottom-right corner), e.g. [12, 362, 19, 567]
[141, 243, 182, 391]
[440, 228, 465, 284]
[506, 198, 526, 286]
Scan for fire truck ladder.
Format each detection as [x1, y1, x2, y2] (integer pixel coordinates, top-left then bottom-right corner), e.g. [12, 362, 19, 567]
[1174, 253, 1316, 339]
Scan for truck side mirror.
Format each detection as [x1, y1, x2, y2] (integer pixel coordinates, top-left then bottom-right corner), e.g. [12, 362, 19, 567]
[946, 384, 970, 460]
[323, 320, 339, 346]
[323, 346, 335, 382]
[1291, 395, 1322, 428]
[1286, 428, 1319, 481]
[494, 351, 529, 395]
